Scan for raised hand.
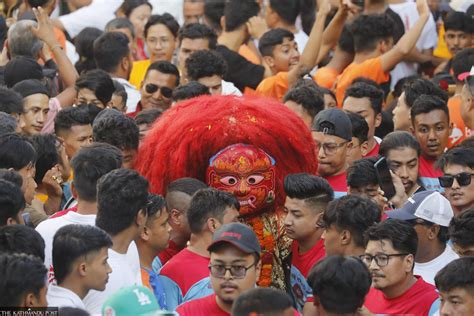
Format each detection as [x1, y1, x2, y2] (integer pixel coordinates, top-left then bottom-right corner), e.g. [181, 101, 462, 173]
[30, 7, 58, 48]
[416, 0, 430, 16]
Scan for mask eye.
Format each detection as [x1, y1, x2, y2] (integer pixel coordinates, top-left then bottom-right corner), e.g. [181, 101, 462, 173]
[220, 176, 238, 186]
[246, 175, 264, 185]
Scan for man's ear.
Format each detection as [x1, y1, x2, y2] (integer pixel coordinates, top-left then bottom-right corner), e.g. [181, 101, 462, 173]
[136, 208, 148, 228]
[360, 141, 369, 156]
[6, 217, 18, 225]
[315, 212, 324, 228]
[262, 55, 275, 69]
[70, 182, 78, 199]
[340, 229, 351, 246]
[207, 218, 218, 233]
[121, 56, 130, 73]
[404, 253, 415, 273]
[78, 261, 88, 277]
[428, 225, 441, 241]
[169, 209, 182, 225]
[375, 112, 382, 128]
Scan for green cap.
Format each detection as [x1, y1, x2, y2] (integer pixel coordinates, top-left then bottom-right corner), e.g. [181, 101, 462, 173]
[102, 285, 161, 316]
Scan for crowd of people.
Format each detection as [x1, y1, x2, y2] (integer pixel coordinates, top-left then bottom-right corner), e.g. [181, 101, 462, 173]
[0, 0, 473, 315]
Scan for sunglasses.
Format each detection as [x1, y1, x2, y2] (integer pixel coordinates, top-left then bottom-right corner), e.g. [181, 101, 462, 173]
[438, 172, 474, 188]
[145, 83, 173, 99]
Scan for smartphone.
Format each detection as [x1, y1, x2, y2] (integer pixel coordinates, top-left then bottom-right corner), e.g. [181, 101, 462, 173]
[374, 157, 396, 201]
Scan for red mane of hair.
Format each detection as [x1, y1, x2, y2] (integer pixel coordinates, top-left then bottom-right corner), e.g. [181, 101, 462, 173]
[136, 95, 317, 206]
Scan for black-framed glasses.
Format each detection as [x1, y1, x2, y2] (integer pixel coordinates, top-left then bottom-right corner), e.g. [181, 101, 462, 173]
[359, 253, 409, 267]
[145, 83, 173, 99]
[438, 172, 474, 188]
[316, 141, 349, 155]
[208, 261, 257, 279]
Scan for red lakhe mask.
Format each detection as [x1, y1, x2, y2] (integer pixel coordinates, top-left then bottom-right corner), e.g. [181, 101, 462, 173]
[206, 143, 276, 217]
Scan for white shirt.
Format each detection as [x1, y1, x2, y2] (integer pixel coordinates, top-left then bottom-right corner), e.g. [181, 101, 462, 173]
[113, 77, 142, 113]
[149, 0, 184, 25]
[36, 212, 97, 282]
[414, 245, 459, 285]
[58, 0, 123, 38]
[222, 80, 243, 96]
[294, 30, 309, 53]
[83, 244, 142, 315]
[47, 284, 86, 309]
[388, 1, 438, 90]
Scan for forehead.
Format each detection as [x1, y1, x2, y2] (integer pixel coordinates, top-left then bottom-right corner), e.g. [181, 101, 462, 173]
[366, 239, 396, 253]
[413, 109, 449, 126]
[445, 29, 467, 36]
[198, 75, 222, 86]
[312, 131, 346, 143]
[210, 244, 253, 262]
[147, 24, 174, 38]
[181, 37, 209, 50]
[131, 4, 151, 15]
[386, 147, 418, 161]
[144, 70, 177, 87]
[343, 96, 373, 114]
[443, 163, 473, 174]
[77, 88, 98, 99]
[24, 93, 49, 108]
[277, 37, 296, 47]
[69, 124, 93, 135]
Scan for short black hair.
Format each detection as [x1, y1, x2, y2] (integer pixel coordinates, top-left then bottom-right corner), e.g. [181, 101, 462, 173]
[452, 48, 474, 83]
[135, 108, 162, 126]
[338, 25, 355, 54]
[0, 179, 24, 226]
[403, 78, 448, 108]
[380, 131, 421, 157]
[145, 194, 166, 218]
[224, 0, 259, 32]
[145, 13, 180, 38]
[93, 31, 130, 74]
[0, 225, 45, 261]
[186, 50, 227, 81]
[344, 82, 384, 114]
[187, 188, 240, 234]
[232, 288, 293, 316]
[347, 157, 379, 189]
[53, 224, 112, 284]
[119, 0, 153, 17]
[444, 11, 470, 33]
[258, 28, 295, 57]
[204, 0, 225, 32]
[410, 95, 449, 124]
[347, 112, 369, 144]
[27, 0, 52, 6]
[105, 18, 136, 39]
[54, 107, 91, 135]
[74, 27, 104, 74]
[448, 208, 474, 249]
[435, 257, 474, 293]
[145, 61, 180, 87]
[93, 111, 139, 151]
[172, 82, 211, 102]
[0, 87, 23, 115]
[0, 113, 17, 136]
[166, 177, 208, 196]
[75, 69, 115, 106]
[0, 169, 23, 188]
[178, 23, 217, 49]
[284, 173, 334, 211]
[349, 14, 394, 53]
[0, 133, 37, 170]
[308, 256, 371, 314]
[269, 0, 300, 24]
[324, 195, 381, 248]
[71, 142, 123, 202]
[364, 219, 418, 258]
[437, 146, 474, 171]
[0, 253, 47, 307]
[30, 134, 59, 184]
[96, 169, 149, 235]
[283, 86, 324, 120]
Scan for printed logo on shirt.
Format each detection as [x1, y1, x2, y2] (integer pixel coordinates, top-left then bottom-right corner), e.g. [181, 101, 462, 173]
[290, 266, 312, 312]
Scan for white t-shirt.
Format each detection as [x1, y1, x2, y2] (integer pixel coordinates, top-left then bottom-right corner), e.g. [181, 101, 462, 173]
[222, 80, 243, 96]
[149, 0, 184, 25]
[388, 1, 438, 89]
[294, 30, 309, 53]
[414, 245, 459, 285]
[36, 212, 97, 282]
[113, 77, 142, 113]
[83, 244, 142, 315]
[58, 0, 123, 38]
[47, 284, 86, 309]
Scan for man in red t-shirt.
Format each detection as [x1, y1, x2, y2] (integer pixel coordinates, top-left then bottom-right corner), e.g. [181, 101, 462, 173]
[362, 220, 439, 315]
[343, 81, 383, 158]
[283, 173, 334, 312]
[159, 178, 207, 264]
[311, 108, 352, 198]
[160, 188, 240, 299]
[176, 223, 262, 316]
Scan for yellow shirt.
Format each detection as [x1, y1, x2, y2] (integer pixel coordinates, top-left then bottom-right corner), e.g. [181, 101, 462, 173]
[129, 59, 151, 90]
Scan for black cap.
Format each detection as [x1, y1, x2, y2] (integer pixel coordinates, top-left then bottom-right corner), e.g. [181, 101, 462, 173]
[12, 79, 50, 99]
[208, 223, 261, 256]
[312, 108, 352, 141]
[4, 56, 44, 88]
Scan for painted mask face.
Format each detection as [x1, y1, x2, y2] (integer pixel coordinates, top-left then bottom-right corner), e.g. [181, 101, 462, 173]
[206, 144, 276, 217]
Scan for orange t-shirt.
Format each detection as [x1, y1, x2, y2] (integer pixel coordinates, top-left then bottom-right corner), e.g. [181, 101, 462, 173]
[334, 57, 390, 106]
[313, 67, 339, 89]
[255, 72, 289, 101]
[447, 95, 472, 148]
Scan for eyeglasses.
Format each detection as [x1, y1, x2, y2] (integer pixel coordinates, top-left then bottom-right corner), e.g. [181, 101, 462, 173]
[359, 253, 409, 267]
[145, 83, 173, 99]
[316, 141, 349, 155]
[208, 261, 257, 279]
[438, 172, 474, 188]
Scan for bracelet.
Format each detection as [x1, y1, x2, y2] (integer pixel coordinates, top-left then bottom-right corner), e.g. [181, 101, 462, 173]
[50, 44, 62, 51]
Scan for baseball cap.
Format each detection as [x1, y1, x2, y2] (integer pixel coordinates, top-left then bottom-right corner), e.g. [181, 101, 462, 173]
[102, 285, 162, 316]
[4, 56, 44, 88]
[386, 191, 454, 227]
[12, 79, 50, 99]
[208, 222, 261, 256]
[312, 108, 352, 141]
